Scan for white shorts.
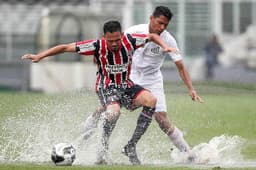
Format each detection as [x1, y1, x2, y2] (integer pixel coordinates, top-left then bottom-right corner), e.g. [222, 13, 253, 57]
[130, 70, 167, 112]
[143, 84, 167, 112]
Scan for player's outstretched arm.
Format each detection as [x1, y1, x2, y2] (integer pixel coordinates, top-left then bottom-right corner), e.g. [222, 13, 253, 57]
[21, 43, 76, 62]
[175, 60, 203, 103]
[147, 33, 180, 54]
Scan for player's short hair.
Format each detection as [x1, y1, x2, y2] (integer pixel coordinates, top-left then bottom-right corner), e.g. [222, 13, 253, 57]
[153, 6, 173, 21]
[103, 20, 122, 34]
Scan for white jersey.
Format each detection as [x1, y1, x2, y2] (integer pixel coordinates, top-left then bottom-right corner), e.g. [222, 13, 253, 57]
[125, 24, 182, 112]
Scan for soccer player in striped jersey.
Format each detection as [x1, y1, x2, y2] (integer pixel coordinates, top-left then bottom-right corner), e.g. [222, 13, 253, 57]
[21, 20, 179, 165]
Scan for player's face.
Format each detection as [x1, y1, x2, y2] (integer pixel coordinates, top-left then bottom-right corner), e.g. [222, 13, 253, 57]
[149, 15, 170, 35]
[104, 31, 122, 52]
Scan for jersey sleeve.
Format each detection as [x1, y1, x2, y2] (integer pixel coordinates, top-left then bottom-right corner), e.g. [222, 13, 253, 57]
[75, 39, 97, 55]
[128, 33, 149, 49]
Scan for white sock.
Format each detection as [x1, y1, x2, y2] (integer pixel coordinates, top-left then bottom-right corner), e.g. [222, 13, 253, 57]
[169, 127, 190, 152]
[82, 114, 100, 140]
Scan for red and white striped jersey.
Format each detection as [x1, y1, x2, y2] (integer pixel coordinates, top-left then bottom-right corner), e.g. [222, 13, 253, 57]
[76, 33, 149, 92]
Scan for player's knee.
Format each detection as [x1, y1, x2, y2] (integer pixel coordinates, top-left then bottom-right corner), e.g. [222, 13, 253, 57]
[105, 111, 120, 122]
[145, 95, 157, 107]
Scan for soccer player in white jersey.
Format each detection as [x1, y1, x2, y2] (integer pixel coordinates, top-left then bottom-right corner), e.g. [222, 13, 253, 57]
[82, 6, 203, 165]
[122, 6, 203, 163]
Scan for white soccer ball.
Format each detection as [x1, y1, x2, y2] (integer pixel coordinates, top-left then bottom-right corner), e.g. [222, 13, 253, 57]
[51, 143, 76, 166]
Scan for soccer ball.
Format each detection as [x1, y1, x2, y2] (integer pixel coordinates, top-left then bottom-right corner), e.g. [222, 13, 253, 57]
[51, 143, 76, 166]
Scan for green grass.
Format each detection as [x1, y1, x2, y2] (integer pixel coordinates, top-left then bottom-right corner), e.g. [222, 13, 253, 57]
[164, 82, 256, 159]
[0, 81, 256, 170]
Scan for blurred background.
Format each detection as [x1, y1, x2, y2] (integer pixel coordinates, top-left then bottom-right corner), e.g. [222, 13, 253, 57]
[0, 0, 256, 93]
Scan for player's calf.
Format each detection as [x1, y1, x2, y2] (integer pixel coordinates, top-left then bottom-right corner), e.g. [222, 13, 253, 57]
[123, 106, 155, 165]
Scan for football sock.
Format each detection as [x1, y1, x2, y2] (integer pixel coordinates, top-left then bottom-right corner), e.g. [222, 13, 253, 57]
[128, 106, 155, 145]
[101, 118, 117, 151]
[169, 126, 190, 152]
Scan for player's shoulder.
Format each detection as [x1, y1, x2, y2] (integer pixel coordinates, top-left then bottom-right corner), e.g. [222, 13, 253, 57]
[161, 30, 175, 39]
[161, 30, 177, 43]
[125, 24, 148, 34]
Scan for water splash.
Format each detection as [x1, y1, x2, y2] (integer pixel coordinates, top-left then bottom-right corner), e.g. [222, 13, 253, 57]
[0, 93, 251, 166]
[0, 92, 133, 165]
[171, 135, 246, 165]
[0, 92, 95, 164]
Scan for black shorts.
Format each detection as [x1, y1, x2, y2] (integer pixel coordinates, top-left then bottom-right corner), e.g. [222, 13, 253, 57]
[97, 84, 146, 111]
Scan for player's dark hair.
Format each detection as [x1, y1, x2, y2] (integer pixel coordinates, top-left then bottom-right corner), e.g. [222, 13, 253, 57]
[153, 6, 173, 21]
[103, 20, 122, 34]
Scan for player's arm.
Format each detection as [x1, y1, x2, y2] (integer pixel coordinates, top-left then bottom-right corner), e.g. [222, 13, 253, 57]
[21, 43, 76, 62]
[147, 33, 179, 54]
[175, 60, 203, 103]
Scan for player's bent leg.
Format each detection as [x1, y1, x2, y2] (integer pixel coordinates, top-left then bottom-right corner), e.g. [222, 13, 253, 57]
[123, 106, 155, 165]
[82, 106, 105, 140]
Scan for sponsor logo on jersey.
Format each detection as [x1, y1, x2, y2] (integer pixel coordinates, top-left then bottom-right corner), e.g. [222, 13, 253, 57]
[105, 64, 128, 74]
[150, 46, 160, 54]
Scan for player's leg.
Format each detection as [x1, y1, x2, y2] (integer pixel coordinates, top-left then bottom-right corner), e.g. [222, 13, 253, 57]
[123, 87, 156, 165]
[95, 88, 121, 164]
[96, 103, 121, 164]
[128, 90, 156, 144]
[154, 111, 190, 152]
[149, 84, 193, 159]
[82, 106, 105, 140]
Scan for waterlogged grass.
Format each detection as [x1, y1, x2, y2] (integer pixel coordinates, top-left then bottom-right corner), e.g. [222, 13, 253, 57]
[0, 82, 256, 170]
[0, 164, 256, 170]
[0, 89, 98, 162]
[164, 82, 256, 159]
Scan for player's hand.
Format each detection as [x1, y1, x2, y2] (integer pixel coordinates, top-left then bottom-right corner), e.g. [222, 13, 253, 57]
[21, 54, 41, 63]
[163, 47, 180, 54]
[189, 90, 203, 103]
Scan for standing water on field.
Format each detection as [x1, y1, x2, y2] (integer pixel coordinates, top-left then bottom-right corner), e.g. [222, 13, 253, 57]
[0, 90, 99, 164]
[0, 90, 254, 167]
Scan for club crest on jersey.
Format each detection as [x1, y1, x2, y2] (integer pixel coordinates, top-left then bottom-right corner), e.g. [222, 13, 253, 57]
[105, 64, 128, 74]
[150, 46, 160, 54]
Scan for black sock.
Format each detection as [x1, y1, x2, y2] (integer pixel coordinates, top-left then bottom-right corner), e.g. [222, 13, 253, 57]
[102, 119, 117, 150]
[129, 106, 155, 145]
